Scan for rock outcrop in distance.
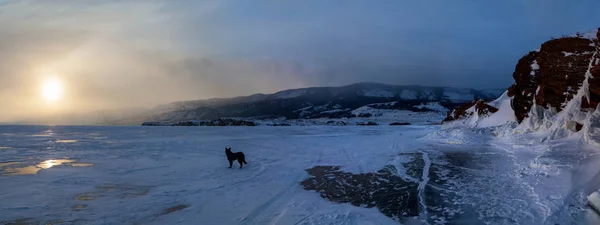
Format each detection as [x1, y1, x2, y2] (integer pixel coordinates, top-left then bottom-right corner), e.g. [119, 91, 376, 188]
[444, 28, 600, 143]
[142, 118, 257, 127]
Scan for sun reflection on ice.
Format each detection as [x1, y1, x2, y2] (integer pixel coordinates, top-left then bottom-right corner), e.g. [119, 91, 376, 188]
[1, 158, 92, 175]
[55, 140, 78, 143]
[30, 129, 55, 137]
[71, 163, 93, 167]
[3, 166, 41, 175]
[37, 159, 76, 169]
[0, 162, 20, 167]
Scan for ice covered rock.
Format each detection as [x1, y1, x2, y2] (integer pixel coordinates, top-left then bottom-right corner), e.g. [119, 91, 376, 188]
[141, 121, 164, 126]
[508, 31, 597, 122]
[445, 28, 600, 139]
[171, 120, 201, 126]
[200, 118, 257, 126]
[442, 91, 516, 128]
[442, 99, 498, 123]
[583, 105, 600, 147]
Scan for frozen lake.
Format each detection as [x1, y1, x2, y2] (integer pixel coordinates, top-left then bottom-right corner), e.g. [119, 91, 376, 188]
[1, 125, 600, 224]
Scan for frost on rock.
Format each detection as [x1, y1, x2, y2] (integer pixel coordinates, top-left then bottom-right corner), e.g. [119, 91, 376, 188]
[530, 60, 540, 76]
[442, 91, 515, 128]
[583, 105, 600, 147]
[517, 104, 555, 132]
[509, 51, 598, 144]
[574, 29, 600, 40]
[476, 91, 517, 127]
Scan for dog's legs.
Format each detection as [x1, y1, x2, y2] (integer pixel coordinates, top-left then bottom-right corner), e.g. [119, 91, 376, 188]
[228, 160, 233, 168]
[238, 159, 243, 168]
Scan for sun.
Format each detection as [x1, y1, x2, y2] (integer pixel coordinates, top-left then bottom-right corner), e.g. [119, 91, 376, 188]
[42, 78, 63, 102]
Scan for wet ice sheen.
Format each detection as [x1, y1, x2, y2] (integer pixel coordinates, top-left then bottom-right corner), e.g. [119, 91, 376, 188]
[55, 139, 78, 143]
[1, 158, 92, 175]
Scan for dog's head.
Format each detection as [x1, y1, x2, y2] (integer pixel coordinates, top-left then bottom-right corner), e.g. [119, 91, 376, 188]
[225, 147, 231, 152]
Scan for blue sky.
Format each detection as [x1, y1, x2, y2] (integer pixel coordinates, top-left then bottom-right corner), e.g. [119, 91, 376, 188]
[0, 0, 599, 119]
[178, 0, 599, 88]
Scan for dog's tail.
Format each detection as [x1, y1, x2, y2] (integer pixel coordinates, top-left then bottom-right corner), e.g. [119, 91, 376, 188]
[243, 158, 248, 164]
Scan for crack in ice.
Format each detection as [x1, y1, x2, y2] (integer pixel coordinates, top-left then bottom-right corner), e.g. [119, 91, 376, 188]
[417, 151, 431, 224]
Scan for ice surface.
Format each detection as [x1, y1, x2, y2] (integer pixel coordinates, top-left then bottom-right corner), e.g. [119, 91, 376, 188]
[0, 125, 599, 224]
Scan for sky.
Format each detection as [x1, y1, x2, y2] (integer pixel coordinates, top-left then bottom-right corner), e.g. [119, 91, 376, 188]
[0, 0, 599, 122]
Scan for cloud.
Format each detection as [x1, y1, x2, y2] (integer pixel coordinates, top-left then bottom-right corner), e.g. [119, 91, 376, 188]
[0, 0, 599, 122]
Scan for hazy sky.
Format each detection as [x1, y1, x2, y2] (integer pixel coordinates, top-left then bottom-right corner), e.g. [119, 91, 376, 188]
[0, 0, 599, 121]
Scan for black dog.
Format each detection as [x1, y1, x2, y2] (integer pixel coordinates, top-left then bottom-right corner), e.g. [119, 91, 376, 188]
[225, 147, 247, 168]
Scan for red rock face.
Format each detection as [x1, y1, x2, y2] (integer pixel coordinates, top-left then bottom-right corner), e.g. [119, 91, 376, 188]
[443, 101, 476, 122]
[508, 51, 539, 122]
[442, 100, 498, 123]
[513, 37, 595, 122]
[505, 30, 599, 123]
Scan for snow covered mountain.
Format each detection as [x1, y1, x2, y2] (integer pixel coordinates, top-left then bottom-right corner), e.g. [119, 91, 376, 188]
[143, 83, 504, 125]
[443, 28, 600, 145]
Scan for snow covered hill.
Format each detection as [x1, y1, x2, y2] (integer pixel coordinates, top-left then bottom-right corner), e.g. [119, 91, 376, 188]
[141, 83, 504, 125]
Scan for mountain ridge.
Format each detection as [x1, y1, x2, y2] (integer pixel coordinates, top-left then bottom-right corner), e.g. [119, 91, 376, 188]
[161, 82, 503, 106]
[163, 82, 503, 105]
[143, 82, 505, 125]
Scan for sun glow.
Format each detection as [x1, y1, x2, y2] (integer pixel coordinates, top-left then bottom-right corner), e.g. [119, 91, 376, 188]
[42, 78, 63, 102]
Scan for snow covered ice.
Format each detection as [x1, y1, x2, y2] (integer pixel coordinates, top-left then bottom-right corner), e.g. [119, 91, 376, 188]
[1, 125, 600, 224]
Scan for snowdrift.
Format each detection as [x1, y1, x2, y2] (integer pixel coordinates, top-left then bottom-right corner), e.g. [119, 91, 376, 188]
[441, 91, 516, 129]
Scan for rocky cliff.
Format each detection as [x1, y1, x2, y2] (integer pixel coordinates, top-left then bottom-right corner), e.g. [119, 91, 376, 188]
[444, 28, 600, 133]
